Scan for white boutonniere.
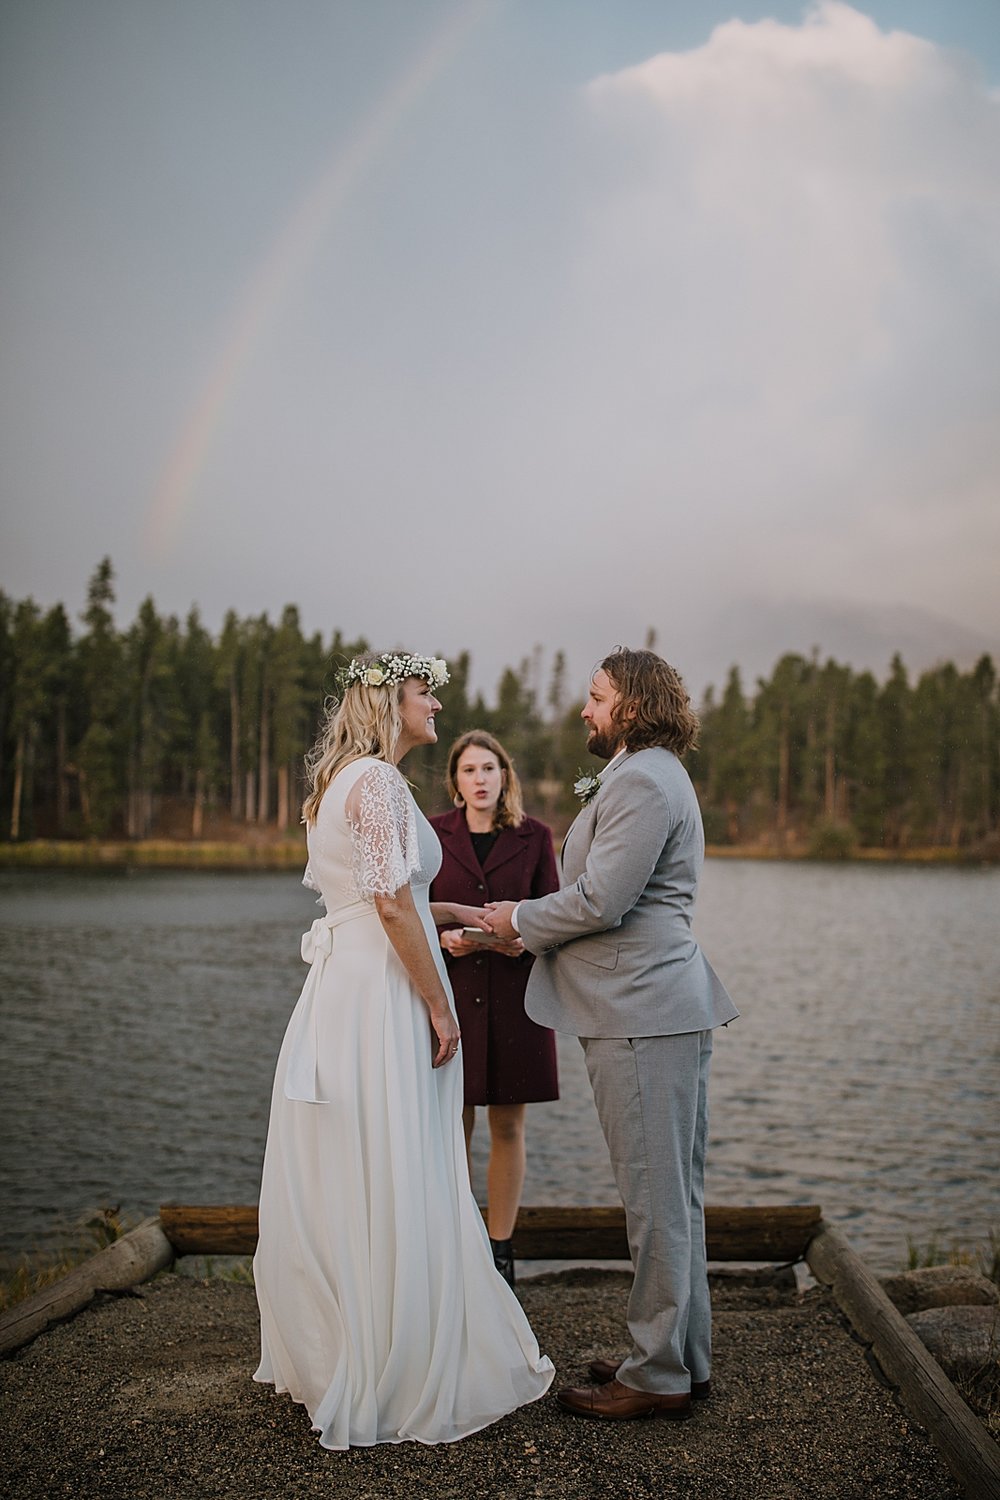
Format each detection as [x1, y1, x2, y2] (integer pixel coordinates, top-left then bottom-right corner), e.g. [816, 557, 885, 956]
[573, 770, 601, 806]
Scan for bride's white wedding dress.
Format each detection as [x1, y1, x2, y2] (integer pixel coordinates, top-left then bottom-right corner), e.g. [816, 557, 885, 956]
[253, 757, 553, 1448]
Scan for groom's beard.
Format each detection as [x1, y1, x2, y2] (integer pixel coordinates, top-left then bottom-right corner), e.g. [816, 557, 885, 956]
[586, 727, 619, 761]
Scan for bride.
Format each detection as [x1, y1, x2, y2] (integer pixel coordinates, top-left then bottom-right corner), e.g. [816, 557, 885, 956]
[253, 652, 553, 1449]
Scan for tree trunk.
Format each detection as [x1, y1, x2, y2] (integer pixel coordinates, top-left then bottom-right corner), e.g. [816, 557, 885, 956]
[824, 699, 836, 819]
[22, 725, 38, 839]
[276, 763, 289, 832]
[10, 728, 25, 839]
[229, 675, 241, 820]
[805, 708, 817, 814]
[950, 762, 964, 849]
[244, 769, 256, 824]
[126, 755, 139, 840]
[192, 766, 205, 839]
[56, 703, 68, 834]
[257, 700, 270, 824]
[981, 712, 992, 839]
[776, 705, 790, 848]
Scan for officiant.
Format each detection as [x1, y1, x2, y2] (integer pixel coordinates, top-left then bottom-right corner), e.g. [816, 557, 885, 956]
[430, 731, 560, 1288]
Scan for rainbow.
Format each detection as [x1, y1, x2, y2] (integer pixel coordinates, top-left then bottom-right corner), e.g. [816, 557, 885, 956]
[145, 0, 496, 557]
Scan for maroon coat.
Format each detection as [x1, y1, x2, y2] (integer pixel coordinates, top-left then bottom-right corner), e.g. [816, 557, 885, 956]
[429, 809, 560, 1106]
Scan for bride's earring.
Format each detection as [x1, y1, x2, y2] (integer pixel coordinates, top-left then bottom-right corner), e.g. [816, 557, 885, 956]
[453, 794, 465, 808]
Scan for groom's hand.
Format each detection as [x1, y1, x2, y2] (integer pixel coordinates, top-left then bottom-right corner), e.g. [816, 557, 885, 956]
[485, 901, 518, 941]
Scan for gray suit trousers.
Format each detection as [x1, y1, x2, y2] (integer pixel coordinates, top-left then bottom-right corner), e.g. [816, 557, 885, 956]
[581, 1030, 713, 1395]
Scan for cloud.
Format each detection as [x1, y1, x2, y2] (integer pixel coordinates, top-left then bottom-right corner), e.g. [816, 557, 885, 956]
[5, 4, 997, 706]
[566, 2, 1000, 635]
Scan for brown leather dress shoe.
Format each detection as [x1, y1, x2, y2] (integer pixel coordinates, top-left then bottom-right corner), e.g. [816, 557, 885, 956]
[588, 1358, 711, 1400]
[557, 1378, 693, 1421]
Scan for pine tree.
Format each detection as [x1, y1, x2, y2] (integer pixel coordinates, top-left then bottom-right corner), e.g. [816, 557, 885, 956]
[879, 654, 913, 849]
[76, 559, 123, 835]
[271, 606, 305, 831]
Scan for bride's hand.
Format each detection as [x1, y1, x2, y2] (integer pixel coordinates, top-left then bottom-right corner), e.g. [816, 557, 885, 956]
[430, 1006, 461, 1069]
[448, 904, 491, 931]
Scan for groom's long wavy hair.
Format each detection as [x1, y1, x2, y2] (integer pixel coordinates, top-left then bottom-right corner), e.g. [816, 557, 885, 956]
[601, 647, 699, 757]
[302, 656, 406, 825]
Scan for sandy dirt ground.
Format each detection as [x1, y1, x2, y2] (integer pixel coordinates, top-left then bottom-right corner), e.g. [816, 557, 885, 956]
[1, 1266, 963, 1500]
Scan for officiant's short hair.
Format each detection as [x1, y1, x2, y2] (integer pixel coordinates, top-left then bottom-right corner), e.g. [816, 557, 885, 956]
[601, 647, 699, 757]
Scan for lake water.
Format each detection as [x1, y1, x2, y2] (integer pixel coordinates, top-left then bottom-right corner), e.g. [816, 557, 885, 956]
[0, 862, 996, 1274]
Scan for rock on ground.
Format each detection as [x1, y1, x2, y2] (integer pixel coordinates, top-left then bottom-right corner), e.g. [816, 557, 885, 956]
[906, 1303, 1000, 1415]
[881, 1265, 999, 1315]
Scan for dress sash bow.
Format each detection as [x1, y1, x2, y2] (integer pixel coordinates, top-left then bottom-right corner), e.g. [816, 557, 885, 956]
[284, 907, 372, 1104]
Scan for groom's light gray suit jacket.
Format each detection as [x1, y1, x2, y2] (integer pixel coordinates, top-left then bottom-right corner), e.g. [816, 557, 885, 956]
[520, 748, 738, 1039]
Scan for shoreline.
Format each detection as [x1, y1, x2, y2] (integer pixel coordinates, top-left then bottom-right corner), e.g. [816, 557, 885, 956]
[0, 839, 306, 871]
[0, 838, 994, 871]
[703, 843, 994, 865]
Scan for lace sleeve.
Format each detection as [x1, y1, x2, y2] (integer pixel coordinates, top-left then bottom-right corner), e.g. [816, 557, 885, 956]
[301, 860, 325, 906]
[345, 762, 420, 900]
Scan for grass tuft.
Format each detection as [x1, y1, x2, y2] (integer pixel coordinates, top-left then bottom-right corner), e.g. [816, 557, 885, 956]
[0, 1205, 140, 1314]
[905, 1228, 1000, 1287]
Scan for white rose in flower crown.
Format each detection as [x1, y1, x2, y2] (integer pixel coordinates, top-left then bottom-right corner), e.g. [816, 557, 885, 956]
[366, 666, 386, 686]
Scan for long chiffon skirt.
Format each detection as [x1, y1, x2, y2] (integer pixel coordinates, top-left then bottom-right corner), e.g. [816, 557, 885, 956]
[253, 911, 553, 1448]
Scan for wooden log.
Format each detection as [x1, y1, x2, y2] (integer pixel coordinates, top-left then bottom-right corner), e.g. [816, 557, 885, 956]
[161, 1203, 258, 1256]
[514, 1204, 822, 1260]
[703, 1204, 821, 1263]
[806, 1220, 1000, 1500]
[0, 1216, 175, 1357]
[159, 1202, 822, 1262]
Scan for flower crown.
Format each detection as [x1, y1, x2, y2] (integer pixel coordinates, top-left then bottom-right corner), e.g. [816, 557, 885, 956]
[337, 652, 450, 693]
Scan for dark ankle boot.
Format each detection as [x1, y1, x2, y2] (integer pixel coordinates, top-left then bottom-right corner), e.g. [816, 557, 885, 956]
[489, 1236, 516, 1289]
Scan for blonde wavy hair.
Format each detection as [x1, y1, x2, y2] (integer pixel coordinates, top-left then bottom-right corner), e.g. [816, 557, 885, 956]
[445, 730, 525, 830]
[302, 658, 408, 825]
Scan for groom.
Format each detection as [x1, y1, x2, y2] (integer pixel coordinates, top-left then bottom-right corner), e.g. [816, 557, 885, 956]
[486, 646, 738, 1420]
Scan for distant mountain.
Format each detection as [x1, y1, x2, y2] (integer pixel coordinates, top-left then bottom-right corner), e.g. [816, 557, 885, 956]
[688, 599, 999, 698]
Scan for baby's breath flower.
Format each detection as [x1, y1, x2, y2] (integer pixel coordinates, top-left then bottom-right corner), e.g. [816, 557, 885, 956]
[337, 652, 450, 694]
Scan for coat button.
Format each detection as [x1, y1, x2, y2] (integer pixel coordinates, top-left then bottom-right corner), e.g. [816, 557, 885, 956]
[474, 997, 482, 1004]
[477, 884, 485, 891]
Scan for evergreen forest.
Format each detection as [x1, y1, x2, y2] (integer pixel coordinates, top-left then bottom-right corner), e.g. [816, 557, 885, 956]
[2, 561, 998, 857]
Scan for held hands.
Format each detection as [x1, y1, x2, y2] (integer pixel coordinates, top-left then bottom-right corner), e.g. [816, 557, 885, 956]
[484, 900, 519, 942]
[448, 904, 492, 932]
[439, 904, 523, 959]
[439, 903, 490, 959]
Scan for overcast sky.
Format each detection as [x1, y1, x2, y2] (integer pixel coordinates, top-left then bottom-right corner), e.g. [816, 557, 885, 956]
[2, 1, 999, 700]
